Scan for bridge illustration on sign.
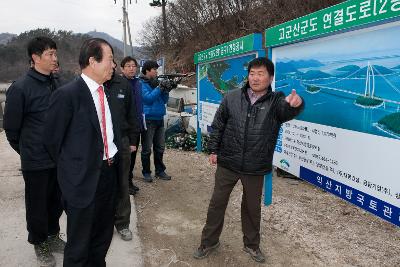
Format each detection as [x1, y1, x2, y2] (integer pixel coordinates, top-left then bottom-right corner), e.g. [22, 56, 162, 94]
[274, 58, 400, 139]
[301, 62, 400, 110]
[286, 61, 400, 139]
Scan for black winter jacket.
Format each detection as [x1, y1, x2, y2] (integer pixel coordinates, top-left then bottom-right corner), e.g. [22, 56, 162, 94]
[4, 68, 58, 171]
[104, 74, 139, 145]
[208, 85, 304, 175]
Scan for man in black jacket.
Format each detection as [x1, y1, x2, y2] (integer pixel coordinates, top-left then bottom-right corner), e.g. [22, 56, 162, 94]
[193, 57, 304, 263]
[105, 63, 139, 241]
[3, 36, 64, 267]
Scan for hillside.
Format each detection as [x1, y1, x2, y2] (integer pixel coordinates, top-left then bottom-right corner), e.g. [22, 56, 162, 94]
[87, 31, 146, 59]
[140, 0, 344, 72]
[0, 29, 142, 82]
[0, 33, 17, 45]
[301, 70, 331, 80]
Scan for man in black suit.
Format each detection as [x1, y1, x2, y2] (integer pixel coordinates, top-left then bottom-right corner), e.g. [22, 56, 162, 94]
[44, 38, 121, 267]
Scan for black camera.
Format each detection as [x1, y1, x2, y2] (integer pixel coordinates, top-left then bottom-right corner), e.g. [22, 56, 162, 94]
[157, 73, 195, 92]
[159, 79, 178, 92]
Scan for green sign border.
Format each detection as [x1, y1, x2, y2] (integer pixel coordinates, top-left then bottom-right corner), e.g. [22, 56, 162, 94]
[265, 0, 400, 47]
[194, 33, 262, 64]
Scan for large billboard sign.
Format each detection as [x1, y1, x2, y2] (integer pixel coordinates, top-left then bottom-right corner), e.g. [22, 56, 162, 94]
[265, 0, 400, 47]
[194, 34, 265, 136]
[268, 3, 400, 226]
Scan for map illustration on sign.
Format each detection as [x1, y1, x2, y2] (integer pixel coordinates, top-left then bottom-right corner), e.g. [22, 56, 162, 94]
[197, 53, 257, 133]
[273, 22, 400, 140]
[195, 33, 264, 137]
[198, 54, 256, 104]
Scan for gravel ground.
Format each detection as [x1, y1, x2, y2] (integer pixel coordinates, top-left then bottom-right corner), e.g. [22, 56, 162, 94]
[1, 128, 399, 267]
[132, 149, 400, 267]
[0, 131, 143, 266]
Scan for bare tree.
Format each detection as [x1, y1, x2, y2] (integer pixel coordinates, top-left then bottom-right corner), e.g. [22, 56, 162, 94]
[138, 0, 344, 72]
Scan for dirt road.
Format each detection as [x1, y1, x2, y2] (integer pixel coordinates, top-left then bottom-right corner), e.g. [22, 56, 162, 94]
[133, 150, 399, 266]
[0, 131, 143, 266]
[1, 128, 399, 267]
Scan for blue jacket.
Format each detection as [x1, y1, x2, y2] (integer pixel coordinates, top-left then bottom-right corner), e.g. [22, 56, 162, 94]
[140, 76, 169, 120]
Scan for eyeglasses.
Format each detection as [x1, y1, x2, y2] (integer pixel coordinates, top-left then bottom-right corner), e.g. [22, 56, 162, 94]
[124, 64, 137, 68]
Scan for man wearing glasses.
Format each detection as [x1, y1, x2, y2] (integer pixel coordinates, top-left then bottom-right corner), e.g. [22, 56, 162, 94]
[120, 56, 143, 195]
[4, 36, 64, 267]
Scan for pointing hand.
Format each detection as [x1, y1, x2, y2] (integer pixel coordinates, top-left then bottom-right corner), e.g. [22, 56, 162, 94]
[285, 89, 302, 107]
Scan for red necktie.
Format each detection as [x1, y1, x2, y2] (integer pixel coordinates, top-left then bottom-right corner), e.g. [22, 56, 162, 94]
[97, 86, 110, 164]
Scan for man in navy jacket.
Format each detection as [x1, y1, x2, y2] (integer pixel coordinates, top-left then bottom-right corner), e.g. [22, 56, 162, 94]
[120, 56, 143, 194]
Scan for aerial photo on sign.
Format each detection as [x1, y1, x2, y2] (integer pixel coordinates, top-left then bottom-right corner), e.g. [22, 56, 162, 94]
[198, 54, 255, 104]
[197, 53, 257, 133]
[273, 21, 400, 140]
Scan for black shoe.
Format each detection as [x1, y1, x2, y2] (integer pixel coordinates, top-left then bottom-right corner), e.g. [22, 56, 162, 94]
[193, 241, 220, 259]
[34, 241, 56, 267]
[143, 173, 153, 183]
[129, 181, 139, 195]
[132, 184, 140, 191]
[243, 246, 266, 263]
[155, 171, 171, 180]
[129, 182, 139, 191]
[117, 228, 133, 241]
[47, 233, 66, 253]
[128, 187, 137, 195]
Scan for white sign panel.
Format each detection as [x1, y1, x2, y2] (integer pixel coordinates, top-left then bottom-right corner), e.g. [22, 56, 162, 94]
[272, 21, 400, 226]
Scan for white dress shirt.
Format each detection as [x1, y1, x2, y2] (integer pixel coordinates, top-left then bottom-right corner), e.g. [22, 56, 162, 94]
[81, 73, 118, 159]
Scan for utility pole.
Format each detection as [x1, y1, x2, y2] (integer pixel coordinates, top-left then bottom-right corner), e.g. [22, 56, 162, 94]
[114, 0, 134, 56]
[161, 0, 167, 45]
[122, 0, 127, 56]
[150, 0, 168, 45]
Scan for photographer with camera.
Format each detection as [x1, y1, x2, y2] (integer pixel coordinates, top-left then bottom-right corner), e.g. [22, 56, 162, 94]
[139, 60, 177, 182]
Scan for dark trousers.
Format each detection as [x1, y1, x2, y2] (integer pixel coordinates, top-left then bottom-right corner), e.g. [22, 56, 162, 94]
[115, 136, 131, 230]
[63, 160, 118, 267]
[129, 133, 141, 181]
[141, 119, 166, 175]
[201, 166, 264, 250]
[22, 168, 63, 245]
